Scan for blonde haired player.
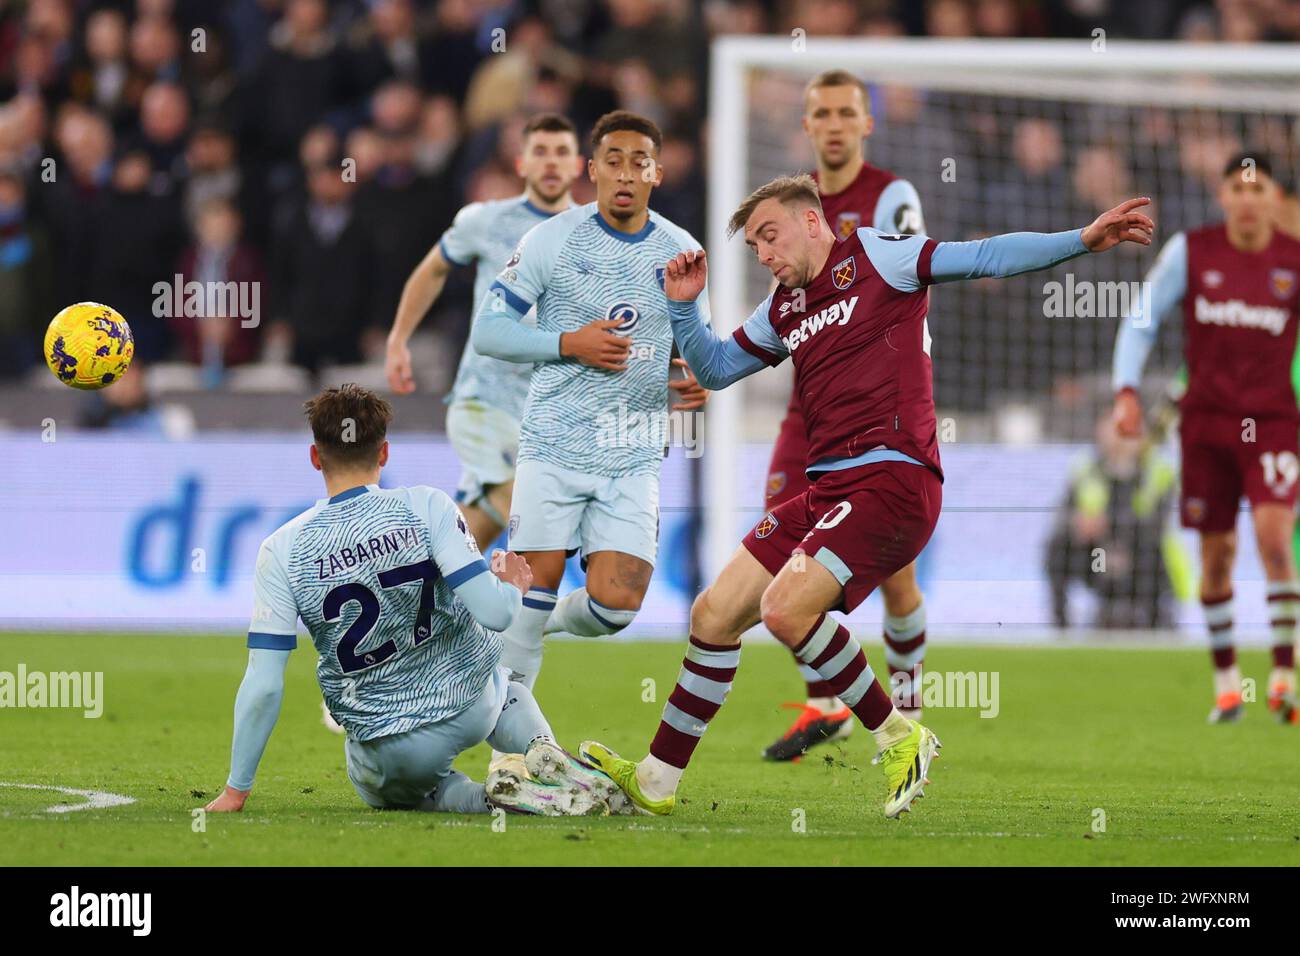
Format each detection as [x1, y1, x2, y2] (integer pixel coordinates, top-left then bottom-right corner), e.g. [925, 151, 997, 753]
[583, 176, 1154, 817]
[762, 69, 932, 761]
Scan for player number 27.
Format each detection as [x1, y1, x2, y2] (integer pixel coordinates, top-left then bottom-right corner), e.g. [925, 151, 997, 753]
[322, 559, 442, 675]
[1260, 451, 1299, 495]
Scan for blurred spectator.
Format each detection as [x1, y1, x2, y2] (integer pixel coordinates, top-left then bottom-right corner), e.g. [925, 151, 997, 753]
[185, 22, 240, 125]
[1072, 144, 1134, 217]
[131, 81, 190, 194]
[414, 94, 460, 177]
[171, 197, 264, 380]
[128, 13, 182, 87]
[0, 165, 54, 376]
[0, 95, 48, 175]
[1045, 414, 1179, 629]
[462, 17, 582, 132]
[649, 130, 703, 239]
[44, 106, 113, 303]
[925, 0, 975, 38]
[358, 82, 460, 337]
[778, 0, 860, 36]
[594, 0, 696, 84]
[704, 0, 768, 36]
[70, 8, 132, 130]
[421, 0, 489, 102]
[242, 0, 347, 171]
[269, 154, 379, 372]
[78, 360, 196, 438]
[89, 151, 186, 361]
[347, 0, 427, 92]
[183, 120, 243, 228]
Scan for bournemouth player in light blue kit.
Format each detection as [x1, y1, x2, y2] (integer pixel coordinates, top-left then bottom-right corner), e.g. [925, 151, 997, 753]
[205, 385, 622, 816]
[385, 114, 585, 550]
[471, 110, 708, 691]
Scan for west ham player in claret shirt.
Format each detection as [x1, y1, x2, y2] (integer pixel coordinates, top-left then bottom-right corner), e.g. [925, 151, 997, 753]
[1113, 153, 1300, 725]
[761, 69, 932, 763]
[581, 174, 1154, 819]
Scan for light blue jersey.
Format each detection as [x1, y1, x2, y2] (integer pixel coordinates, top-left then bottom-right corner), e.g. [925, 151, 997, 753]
[440, 194, 562, 417]
[472, 202, 709, 478]
[248, 484, 512, 741]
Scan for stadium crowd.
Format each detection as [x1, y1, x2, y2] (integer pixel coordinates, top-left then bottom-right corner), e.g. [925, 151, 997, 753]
[0, 0, 1298, 400]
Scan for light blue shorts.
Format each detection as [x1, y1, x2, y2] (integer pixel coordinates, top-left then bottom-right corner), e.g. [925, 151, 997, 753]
[345, 666, 508, 810]
[507, 458, 660, 567]
[446, 400, 520, 512]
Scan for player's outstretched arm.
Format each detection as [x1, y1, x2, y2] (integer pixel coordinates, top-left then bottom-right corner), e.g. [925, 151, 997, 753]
[1110, 231, 1188, 437]
[663, 250, 773, 390]
[925, 198, 1154, 284]
[208, 646, 291, 812]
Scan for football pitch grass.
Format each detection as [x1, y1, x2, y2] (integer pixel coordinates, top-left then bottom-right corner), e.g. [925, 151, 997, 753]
[2, 633, 1298, 866]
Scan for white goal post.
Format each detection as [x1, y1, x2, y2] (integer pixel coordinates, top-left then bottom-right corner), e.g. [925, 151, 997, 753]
[703, 37, 1300, 584]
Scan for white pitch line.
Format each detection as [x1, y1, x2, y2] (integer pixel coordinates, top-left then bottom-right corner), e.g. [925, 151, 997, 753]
[0, 782, 135, 814]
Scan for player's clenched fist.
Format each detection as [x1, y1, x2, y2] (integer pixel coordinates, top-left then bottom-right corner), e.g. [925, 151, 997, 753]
[664, 249, 707, 302]
[1112, 386, 1143, 438]
[491, 549, 534, 593]
[560, 318, 632, 371]
[385, 339, 416, 394]
[669, 358, 709, 411]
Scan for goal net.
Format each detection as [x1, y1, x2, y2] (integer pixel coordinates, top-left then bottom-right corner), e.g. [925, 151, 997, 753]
[704, 38, 1300, 633]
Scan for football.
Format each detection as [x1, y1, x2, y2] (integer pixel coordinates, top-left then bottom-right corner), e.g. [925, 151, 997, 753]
[43, 302, 135, 390]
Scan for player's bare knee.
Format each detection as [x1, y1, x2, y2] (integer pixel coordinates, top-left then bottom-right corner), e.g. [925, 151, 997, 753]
[690, 588, 740, 645]
[759, 587, 805, 647]
[586, 580, 643, 615]
[1259, 543, 1294, 580]
[881, 573, 922, 617]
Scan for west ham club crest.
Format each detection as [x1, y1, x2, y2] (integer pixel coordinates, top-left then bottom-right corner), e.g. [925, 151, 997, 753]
[1270, 268, 1296, 300]
[832, 256, 857, 290]
[835, 212, 860, 240]
[754, 512, 779, 539]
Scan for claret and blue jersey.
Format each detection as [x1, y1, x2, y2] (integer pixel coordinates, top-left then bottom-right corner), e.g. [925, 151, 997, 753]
[667, 224, 1091, 481]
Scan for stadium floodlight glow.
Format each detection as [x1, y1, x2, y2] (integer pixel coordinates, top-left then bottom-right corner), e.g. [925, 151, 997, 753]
[703, 36, 1300, 581]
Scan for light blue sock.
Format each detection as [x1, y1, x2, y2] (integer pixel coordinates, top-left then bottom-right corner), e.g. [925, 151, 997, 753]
[428, 770, 489, 814]
[487, 680, 555, 754]
[545, 587, 638, 637]
[500, 587, 556, 689]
